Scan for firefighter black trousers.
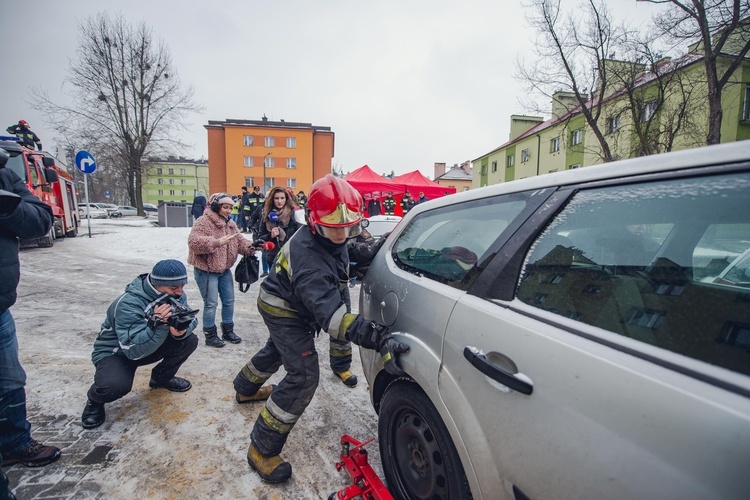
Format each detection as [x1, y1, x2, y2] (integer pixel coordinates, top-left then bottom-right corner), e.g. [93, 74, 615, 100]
[235, 309, 320, 457]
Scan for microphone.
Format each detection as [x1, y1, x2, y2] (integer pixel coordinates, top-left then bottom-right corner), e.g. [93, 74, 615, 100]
[253, 241, 276, 252]
[269, 210, 279, 225]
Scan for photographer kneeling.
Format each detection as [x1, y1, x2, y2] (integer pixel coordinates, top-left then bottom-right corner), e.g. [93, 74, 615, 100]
[81, 260, 199, 429]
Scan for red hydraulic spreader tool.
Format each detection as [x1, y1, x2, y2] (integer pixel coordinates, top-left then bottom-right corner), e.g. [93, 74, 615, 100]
[329, 434, 394, 500]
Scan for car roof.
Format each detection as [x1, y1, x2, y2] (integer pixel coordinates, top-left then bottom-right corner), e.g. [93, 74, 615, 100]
[415, 141, 750, 215]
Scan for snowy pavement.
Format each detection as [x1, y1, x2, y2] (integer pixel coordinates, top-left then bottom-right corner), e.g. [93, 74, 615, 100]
[7, 217, 382, 499]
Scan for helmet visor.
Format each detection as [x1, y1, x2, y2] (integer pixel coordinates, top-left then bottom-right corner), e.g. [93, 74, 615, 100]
[315, 222, 362, 242]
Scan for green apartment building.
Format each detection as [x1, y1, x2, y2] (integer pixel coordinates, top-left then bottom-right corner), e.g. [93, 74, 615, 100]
[474, 47, 750, 188]
[142, 157, 209, 205]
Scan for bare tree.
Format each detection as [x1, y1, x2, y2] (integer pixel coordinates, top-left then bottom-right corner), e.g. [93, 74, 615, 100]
[640, 0, 750, 144]
[31, 12, 201, 212]
[518, 0, 630, 162]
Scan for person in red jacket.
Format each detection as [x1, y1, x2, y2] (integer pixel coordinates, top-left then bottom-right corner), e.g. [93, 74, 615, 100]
[188, 193, 255, 348]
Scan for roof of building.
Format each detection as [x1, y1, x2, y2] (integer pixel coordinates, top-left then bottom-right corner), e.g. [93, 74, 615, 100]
[435, 165, 472, 181]
[205, 117, 332, 132]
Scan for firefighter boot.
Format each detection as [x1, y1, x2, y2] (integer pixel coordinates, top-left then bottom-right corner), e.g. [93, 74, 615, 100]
[247, 443, 292, 483]
[236, 384, 275, 404]
[220, 322, 242, 344]
[81, 399, 105, 429]
[335, 370, 358, 387]
[204, 326, 225, 348]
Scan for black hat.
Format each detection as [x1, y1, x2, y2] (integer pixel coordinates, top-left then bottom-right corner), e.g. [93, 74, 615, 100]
[150, 259, 188, 287]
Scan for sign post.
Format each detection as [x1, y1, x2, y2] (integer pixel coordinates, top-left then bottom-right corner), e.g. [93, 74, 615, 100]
[75, 150, 97, 238]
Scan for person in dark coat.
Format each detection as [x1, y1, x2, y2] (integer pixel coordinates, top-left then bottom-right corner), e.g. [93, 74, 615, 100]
[255, 187, 302, 268]
[5, 121, 42, 151]
[233, 175, 409, 483]
[0, 146, 60, 469]
[367, 196, 382, 217]
[191, 191, 207, 219]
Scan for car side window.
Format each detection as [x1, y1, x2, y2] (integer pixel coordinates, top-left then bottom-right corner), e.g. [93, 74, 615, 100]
[392, 195, 528, 290]
[516, 172, 750, 376]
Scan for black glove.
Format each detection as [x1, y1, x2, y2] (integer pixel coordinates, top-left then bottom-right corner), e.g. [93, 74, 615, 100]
[346, 318, 409, 375]
[379, 335, 410, 376]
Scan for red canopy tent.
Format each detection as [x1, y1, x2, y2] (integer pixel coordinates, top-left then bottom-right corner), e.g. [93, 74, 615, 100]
[344, 165, 405, 200]
[392, 170, 455, 201]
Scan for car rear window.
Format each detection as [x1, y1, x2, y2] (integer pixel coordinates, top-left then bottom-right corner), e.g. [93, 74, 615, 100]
[392, 195, 529, 290]
[517, 171, 750, 376]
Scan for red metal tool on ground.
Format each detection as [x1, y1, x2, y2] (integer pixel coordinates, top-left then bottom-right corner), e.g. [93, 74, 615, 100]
[329, 434, 394, 500]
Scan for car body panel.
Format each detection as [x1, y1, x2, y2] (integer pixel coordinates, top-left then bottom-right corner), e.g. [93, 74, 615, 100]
[365, 215, 402, 240]
[117, 206, 138, 216]
[360, 142, 750, 500]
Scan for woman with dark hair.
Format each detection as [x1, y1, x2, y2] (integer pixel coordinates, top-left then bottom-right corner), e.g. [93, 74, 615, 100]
[256, 186, 302, 268]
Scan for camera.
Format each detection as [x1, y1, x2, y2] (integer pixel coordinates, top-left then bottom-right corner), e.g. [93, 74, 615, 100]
[148, 296, 199, 331]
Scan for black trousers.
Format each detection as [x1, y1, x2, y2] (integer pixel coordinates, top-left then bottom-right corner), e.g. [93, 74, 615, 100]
[234, 309, 319, 457]
[87, 334, 198, 404]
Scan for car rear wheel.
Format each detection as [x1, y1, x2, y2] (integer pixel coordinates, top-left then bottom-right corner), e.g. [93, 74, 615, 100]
[378, 381, 472, 500]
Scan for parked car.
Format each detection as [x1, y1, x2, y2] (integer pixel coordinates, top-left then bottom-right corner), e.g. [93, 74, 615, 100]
[116, 205, 138, 217]
[78, 203, 109, 219]
[143, 203, 158, 213]
[364, 215, 401, 240]
[97, 203, 122, 218]
[359, 141, 750, 500]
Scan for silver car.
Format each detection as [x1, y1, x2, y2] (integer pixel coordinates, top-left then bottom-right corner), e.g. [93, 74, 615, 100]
[359, 141, 750, 500]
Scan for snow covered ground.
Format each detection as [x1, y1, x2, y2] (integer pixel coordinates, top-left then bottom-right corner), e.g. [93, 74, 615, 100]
[11, 216, 381, 498]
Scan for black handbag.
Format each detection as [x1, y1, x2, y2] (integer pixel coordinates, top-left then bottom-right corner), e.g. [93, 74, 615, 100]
[235, 253, 260, 292]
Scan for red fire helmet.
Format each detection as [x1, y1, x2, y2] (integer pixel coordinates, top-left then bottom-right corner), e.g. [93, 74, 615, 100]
[18, 120, 29, 127]
[306, 174, 363, 236]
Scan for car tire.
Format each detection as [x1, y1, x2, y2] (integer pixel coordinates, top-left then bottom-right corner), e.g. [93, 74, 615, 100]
[378, 381, 472, 500]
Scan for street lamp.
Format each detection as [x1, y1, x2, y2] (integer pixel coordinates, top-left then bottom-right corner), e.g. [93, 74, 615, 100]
[262, 152, 271, 195]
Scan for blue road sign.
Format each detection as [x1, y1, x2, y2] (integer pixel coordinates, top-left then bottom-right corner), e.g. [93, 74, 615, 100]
[75, 150, 97, 174]
[105, 190, 110, 198]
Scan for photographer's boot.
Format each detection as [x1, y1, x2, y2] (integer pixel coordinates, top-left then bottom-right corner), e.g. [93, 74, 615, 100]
[204, 326, 225, 348]
[81, 399, 105, 429]
[247, 443, 292, 483]
[221, 322, 242, 344]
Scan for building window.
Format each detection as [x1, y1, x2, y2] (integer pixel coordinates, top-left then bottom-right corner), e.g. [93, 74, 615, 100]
[641, 100, 659, 122]
[157, 178, 163, 185]
[180, 179, 186, 185]
[481, 164, 488, 175]
[168, 179, 174, 185]
[550, 137, 561, 153]
[521, 149, 530, 163]
[169, 190, 175, 195]
[265, 156, 275, 168]
[156, 168, 163, 174]
[244, 177, 254, 187]
[168, 168, 174, 175]
[180, 168, 186, 175]
[743, 86, 750, 121]
[158, 189, 163, 195]
[507, 155, 514, 168]
[287, 178, 297, 188]
[571, 129, 583, 145]
[607, 114, 621, 133]
[244, 156, 254, 167]
[569, 164, 580, 169]
[287, 137, 296, 148]
[181, 190, 186, 196]
[491, 161, 498, 172]
[244, 135, 254, 147]
[265, 136, 275, 147]
[287, 158, 296, 169]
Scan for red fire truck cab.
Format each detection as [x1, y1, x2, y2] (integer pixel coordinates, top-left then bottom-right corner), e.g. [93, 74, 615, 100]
[0, 138, 80, 247]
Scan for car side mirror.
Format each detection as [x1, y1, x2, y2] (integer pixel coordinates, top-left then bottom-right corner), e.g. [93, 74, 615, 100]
[44, 168, 59, 183]
[42, 157, 55, 167]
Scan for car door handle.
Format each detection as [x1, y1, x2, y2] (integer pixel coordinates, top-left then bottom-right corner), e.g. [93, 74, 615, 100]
[463, 347, 533, 395]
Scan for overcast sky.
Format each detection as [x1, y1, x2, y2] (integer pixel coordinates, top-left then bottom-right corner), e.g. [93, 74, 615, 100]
[0, 0, 660, 178]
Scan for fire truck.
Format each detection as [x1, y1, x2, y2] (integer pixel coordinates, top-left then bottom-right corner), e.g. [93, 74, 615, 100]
[0, 137, 80, 247]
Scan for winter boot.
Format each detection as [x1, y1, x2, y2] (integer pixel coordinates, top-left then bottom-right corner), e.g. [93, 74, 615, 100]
[204, 326, 225, 348]
[81, 399, 106, 429]
[236, 384, 275, 404]
[247, 443, 292, 483]
[221, 322, 242, 344]
[335, 370, 358, 387]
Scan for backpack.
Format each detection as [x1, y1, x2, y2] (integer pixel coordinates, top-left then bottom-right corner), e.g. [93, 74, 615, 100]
[234, 253, 260, 292]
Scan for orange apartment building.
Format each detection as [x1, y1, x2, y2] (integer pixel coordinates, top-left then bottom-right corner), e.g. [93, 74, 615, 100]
[205, 117, 335, 196]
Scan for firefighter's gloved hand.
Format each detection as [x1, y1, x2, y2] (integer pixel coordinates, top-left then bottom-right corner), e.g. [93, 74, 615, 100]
[345, 317, 386, 350]
[378, 335, 410, 376]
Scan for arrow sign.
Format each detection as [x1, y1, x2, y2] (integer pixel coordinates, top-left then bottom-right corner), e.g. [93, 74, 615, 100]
[75, 150, 97, 174]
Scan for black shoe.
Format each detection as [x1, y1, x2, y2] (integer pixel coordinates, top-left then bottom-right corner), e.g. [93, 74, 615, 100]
[149, 376, 192, 392]
[2, 440, 61, 467]
[220, 322, 242, 344]
[204, 325, 225, 348]
[81, 399, 106, 429]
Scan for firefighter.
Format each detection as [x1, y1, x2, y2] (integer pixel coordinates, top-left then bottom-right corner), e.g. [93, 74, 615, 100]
[232, 174, 409, 483]
[5, 121, 42, 151]
[382, 191, 396, 216]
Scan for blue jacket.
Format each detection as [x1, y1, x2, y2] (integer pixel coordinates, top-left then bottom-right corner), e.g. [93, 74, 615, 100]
[91, 274, 197, 364]
[0, 168, 53, 312]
